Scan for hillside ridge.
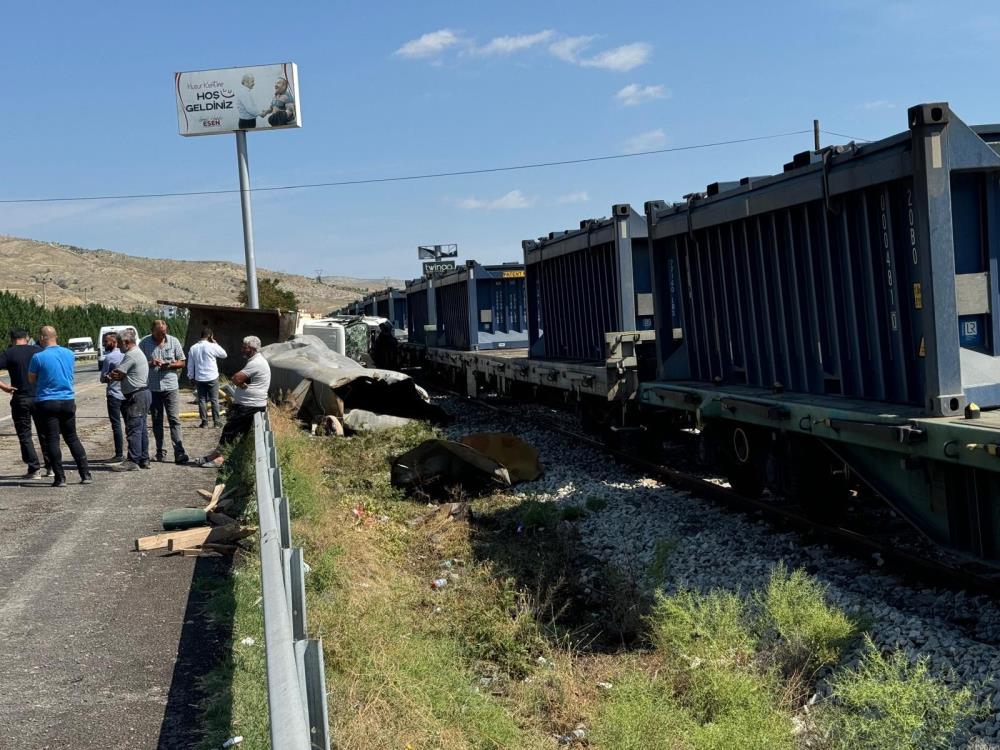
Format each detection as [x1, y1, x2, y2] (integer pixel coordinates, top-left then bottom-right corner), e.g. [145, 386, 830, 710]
[0, 235, 400, 313]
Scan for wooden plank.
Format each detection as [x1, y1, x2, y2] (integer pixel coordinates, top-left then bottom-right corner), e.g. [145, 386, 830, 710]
[166, 526, 254, 552]
[204, 483, 226, 512]
[135, 524, 253, 552]
[196, 489, 214, 501]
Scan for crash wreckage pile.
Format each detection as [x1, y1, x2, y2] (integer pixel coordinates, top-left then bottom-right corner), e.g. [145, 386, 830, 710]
[258, 335, 1000, 748]
[264, 336, 543, 491]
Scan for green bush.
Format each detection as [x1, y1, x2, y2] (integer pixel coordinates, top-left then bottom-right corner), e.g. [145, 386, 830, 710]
[758, 564, 855, 671]
[816, 635, 975, 750]
[650, 588, 756, 668]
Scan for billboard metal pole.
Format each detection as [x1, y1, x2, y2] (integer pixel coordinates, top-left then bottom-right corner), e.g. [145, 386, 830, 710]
[236, 130, 260, 309]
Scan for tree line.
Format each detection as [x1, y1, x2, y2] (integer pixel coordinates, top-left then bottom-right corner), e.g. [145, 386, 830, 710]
[0, 291, 188, 344]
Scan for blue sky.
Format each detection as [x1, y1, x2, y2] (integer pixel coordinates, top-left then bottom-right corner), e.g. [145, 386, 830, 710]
[2, 1, 999, 280]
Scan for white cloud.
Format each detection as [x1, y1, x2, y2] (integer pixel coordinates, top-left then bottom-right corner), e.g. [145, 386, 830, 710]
[475, 30, 554, 55]
[615, 83, 668, 107]
[622, 129, 666, 154]
[581, 42, 652, 72]
[394, 29, 461, 59]
[458, 190, 533, 210]
[555, 191, 589, 205]
[862, 99, 896, 110]
[549, 35, 595, 63]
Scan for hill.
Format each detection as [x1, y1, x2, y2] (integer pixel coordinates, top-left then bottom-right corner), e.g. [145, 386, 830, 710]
[0, 236, 401, 314]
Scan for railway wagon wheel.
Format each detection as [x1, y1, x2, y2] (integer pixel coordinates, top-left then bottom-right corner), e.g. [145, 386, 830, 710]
[702, 422, 768, 499]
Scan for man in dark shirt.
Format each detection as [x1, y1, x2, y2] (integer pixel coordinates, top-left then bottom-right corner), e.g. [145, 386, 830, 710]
[0, 328, 48, 479]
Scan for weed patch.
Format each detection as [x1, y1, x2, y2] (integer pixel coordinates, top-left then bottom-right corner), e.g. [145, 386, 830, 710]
[815, 635, 976, 750]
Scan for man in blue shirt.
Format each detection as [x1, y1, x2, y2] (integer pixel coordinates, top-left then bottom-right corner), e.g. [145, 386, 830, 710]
[99, 331, 126, 461]
[0, 328, 48, 478]
[28, 325, 91, 487]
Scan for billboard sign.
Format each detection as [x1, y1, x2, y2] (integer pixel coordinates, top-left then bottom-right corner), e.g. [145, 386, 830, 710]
[418, 244, 458, 260]
[175, 62, 301, 137]
[423, 260, 456, 277]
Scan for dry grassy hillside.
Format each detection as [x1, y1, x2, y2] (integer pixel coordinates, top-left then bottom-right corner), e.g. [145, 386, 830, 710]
[0, 236, 401, 313]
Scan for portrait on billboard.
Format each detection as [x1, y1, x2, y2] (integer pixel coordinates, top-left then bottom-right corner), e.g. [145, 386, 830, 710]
[175, 62, 301, 137]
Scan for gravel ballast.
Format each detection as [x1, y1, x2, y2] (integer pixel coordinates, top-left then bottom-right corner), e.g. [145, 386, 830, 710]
[441, 396, 1000, 750]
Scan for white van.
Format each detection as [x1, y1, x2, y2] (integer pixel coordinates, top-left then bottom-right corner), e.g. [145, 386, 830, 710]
[67, 337, 96, 358]
[96, 325, 139, 371]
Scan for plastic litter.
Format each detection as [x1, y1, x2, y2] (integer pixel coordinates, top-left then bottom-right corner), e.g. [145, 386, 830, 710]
[239, 637, 255, 646]
[222, 736, 244, 747]
[431, 578, 448, 590]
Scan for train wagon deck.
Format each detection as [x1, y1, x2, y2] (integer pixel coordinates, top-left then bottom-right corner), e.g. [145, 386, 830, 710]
[400, 330, 653, 402]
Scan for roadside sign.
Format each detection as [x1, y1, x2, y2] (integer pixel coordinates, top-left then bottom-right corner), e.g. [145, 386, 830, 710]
[423, 260, 456, 276]
[175, 62, 301, 136]
[418, 244, 458, 260]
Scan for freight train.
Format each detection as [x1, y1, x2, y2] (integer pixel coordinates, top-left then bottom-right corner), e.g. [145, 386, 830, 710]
[347, 102, 1000, 563]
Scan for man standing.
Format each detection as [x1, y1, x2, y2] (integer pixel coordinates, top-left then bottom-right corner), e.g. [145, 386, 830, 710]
[236, 73, 258, 129]
[187, 328, 227, 428]
[27, 326, 91, 487]
[0, 328, 48, 479]
[110, 329, 151, 471]
[139, 320, 189, 464]
[199, 335, 271, 468]
[99, 331, 126, 461]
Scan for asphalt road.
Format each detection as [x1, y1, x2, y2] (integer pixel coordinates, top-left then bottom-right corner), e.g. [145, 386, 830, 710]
[0, 362, 230, 749]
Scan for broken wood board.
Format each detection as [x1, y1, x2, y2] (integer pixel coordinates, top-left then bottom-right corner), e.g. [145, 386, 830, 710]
[205, 484, 226, 512]
[135, 525, 253, 552]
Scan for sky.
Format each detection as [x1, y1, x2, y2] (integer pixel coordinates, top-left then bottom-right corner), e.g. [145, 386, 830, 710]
[3, 0, 1000, 282]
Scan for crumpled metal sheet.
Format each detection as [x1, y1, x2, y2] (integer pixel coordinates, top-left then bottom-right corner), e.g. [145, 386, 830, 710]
[457, 433, 543, 483]
[391, 439, 511, 495]
[343, 409, 413, 433]
[262, 335, 449, 424]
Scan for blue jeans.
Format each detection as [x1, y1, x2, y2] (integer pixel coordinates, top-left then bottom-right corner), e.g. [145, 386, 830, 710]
[124, 389, 151, 464]
[195, 379, 221, 425]
[106, 394, 126, 457]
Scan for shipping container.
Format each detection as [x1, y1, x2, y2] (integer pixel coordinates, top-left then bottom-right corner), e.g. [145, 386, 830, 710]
[523, 204, 654, 362]
[405, 275, 436, 345]
[373, 288, 408, 333]
[433, 261, 529, 351]
[646, 103, 1000, 416]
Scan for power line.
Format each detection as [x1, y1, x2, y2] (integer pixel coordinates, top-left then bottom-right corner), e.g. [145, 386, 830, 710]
[0, 129, 812, 206]
[821, 129, 873, 143]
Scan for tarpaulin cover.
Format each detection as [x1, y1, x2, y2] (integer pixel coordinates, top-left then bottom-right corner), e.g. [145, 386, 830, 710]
[262, 335, 448, 423]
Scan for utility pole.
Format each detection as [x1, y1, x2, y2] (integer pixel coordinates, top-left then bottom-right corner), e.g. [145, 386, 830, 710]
[813, 119, 821, 152]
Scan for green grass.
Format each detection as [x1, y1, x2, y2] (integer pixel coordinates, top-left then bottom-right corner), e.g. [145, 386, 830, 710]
[197, 416, 977, 750]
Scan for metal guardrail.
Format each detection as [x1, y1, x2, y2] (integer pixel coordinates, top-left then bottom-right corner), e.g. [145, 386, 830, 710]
[253, 411, 330, 749]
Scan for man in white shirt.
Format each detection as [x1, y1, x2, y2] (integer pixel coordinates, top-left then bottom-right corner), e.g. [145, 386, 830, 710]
[199, 335, 271, 468]
[187, 328, 227, 428]
[236, 74, 258, 129]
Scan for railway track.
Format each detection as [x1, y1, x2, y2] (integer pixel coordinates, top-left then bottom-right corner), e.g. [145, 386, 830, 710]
[440, 388, 1000, 600]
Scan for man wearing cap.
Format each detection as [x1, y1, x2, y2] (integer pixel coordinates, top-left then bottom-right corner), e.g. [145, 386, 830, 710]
[138, 320, 189, 464]
[199, 335, 270, 468]
[0, 328, 48, 478]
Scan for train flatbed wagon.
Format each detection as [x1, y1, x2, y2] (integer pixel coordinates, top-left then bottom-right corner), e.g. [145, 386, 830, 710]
[642, 102, 1000, 560]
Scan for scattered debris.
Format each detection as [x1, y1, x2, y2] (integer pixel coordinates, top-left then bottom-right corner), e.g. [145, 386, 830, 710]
[207, 512, 238, 526]
[343, 409, 413, 433]
[596, 681, 613, 691]
[222, 736, 244, 748]
[310, 414, 344, 437]
[431, 578, 448, 590]
[391, 439, 511, 495]
[135, 524, 254, 552]
[457, 433, 543, 482]
[239, 637, 255, 646]
[161, 507, 208, 531]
